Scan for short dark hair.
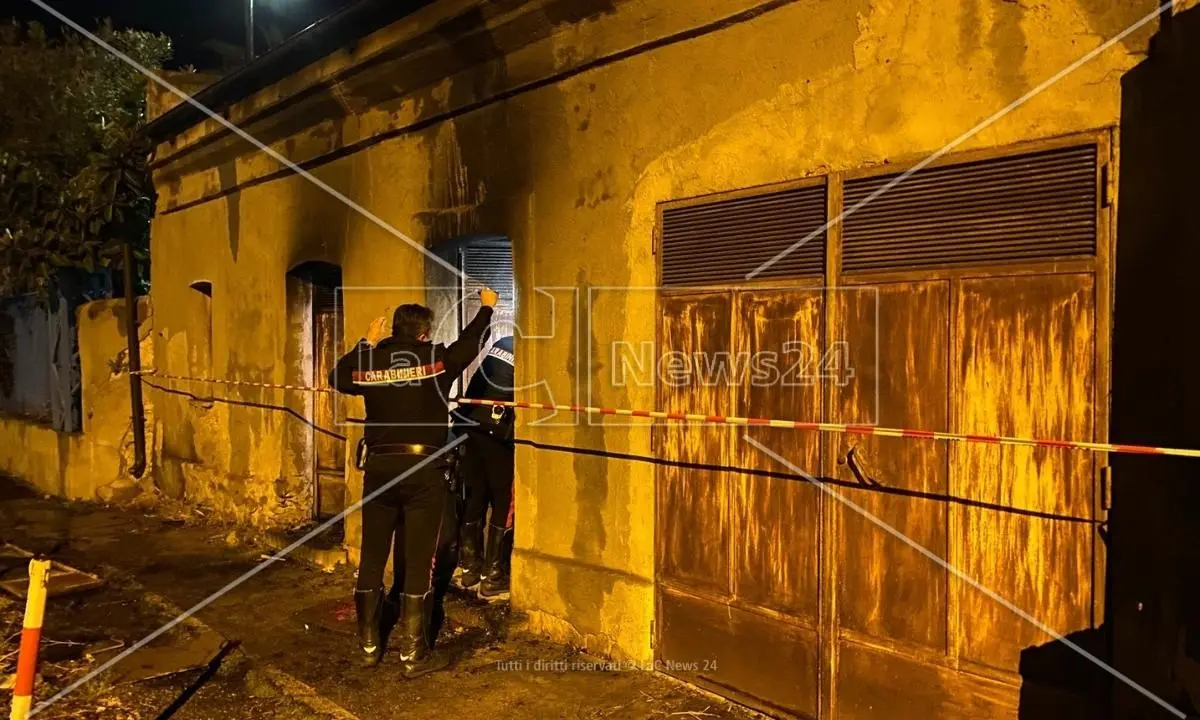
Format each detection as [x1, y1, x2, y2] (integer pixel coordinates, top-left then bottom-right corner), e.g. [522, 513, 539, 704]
[392, 304, 434, 341]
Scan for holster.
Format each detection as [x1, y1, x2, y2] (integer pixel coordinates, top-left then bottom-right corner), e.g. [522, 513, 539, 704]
[442, 445, 462, 497]
[355, 437, 369, 471]
[490, 406, 515, 442]
[469, 404, 514, 443]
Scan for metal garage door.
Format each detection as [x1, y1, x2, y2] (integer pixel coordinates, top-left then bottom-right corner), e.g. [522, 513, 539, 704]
[655, 136, 1110, 719]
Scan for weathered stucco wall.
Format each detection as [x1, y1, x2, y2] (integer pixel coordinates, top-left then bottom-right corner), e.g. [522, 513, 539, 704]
[148, 0, 1157, 663]
[146, 71, 220, 122]
[0, 298, 154, 502]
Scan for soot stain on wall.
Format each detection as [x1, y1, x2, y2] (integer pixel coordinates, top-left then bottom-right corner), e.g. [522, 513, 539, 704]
[218, 160, 241, 262]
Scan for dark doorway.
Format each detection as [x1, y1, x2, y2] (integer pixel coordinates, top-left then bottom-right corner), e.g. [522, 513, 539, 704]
[288, 261, 347, 521]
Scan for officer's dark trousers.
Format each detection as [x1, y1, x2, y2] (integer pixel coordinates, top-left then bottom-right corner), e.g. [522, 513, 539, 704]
[356, 456, 453, 596]
[462, 432, 515, 529]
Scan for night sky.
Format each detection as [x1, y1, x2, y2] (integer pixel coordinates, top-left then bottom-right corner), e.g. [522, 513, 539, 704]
[5, 0, 356, 69]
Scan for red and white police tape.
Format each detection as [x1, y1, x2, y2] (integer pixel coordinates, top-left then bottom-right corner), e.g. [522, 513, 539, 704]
[130, 370, 1200, 459]
[455, 397, 1200, 459]
[131, 369, 324, 393]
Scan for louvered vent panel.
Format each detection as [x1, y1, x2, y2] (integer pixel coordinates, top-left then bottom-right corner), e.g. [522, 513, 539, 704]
[661, 185, 827, 286]
[842, 145, 1097, 273]
[462, 247, 515, 301]
[461, 246, 515, 331]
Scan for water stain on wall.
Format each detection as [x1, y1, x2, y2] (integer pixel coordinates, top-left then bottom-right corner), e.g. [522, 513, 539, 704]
[959, 0, 981, 66]
[562, 270, 617, 633]
[989, 0, 1029, 102]
[575, 167, 615, 209]
[218, 161, 241, 262]
[543, 0, 619, 27]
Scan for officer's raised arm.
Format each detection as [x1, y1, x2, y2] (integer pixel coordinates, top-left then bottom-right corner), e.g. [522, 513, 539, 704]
[444, 287, 498, 378]
[329, 342, 368, 396]
[329, 313, 391, 395]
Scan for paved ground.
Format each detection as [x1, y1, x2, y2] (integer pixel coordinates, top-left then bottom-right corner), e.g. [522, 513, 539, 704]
[0, 477, 756, 720]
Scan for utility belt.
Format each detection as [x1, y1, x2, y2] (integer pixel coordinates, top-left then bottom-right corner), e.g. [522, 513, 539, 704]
[355, 438, 462, 494]
[354, 440, 442, 468]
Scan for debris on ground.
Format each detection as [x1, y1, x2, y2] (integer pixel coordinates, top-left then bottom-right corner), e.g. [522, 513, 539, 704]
[0, 476, 755, 719]
[0, 544, 105, 599]
[106, 630, 228, 685]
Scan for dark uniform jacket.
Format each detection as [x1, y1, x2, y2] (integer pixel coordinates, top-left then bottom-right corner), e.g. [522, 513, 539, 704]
[452, 335, 515, 440]
[330, 307, 493, 451]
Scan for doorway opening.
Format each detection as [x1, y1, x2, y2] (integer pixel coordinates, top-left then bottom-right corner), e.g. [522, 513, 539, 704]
[288, 261, 346, 523]
[426, 234, 515, 395]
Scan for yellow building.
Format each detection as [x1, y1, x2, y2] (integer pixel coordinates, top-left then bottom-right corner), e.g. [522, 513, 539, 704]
[130, 0, 1199, 717]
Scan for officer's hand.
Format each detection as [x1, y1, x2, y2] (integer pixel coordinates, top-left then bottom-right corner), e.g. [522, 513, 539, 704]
[480, 287, 499, 308]
[366, 314, 390, 345]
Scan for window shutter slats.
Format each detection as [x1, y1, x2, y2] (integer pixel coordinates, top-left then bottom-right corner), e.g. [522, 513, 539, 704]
[842, 145, 1097, 272]
[661, 184, 827, 286]
[462, 247, 514, 301]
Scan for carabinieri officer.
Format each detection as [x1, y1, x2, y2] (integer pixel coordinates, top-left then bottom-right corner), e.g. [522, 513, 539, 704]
[330, 288, 497, 676]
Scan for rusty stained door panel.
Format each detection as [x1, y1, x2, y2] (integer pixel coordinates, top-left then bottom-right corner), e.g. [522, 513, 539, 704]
[834, 639, 1022, 720]
[951, 273, 1097, 673]
[656, 293, 734, 597]
[314, 308, 348, 517]
[658, 588, 820, 719]
[314, 309, 346, 475]
[734, 290, 823, 622]
[833, 281, 951, 652]
[656, 290, 823, 719]
[655, 274, 1102, 717]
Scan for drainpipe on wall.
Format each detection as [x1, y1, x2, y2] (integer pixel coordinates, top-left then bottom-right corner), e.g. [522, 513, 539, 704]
[123, 240, 147, 478]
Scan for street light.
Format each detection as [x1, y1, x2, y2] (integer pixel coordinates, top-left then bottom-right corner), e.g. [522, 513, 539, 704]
[247, 0, 310, 64]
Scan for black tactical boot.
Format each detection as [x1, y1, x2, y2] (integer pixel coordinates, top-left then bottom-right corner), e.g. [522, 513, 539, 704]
[396, 592, 450, 679]
[478, 524, 513, 600]
[354, 587, 385, 667]
[455, 521, 484, 589]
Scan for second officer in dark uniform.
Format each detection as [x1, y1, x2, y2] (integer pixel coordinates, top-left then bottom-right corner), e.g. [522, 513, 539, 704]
[330, 288, 496, 676]
[452, 334, 516, 599]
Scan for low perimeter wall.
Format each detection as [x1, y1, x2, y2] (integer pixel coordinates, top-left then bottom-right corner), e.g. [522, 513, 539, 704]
[0, 298, 155, 502]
